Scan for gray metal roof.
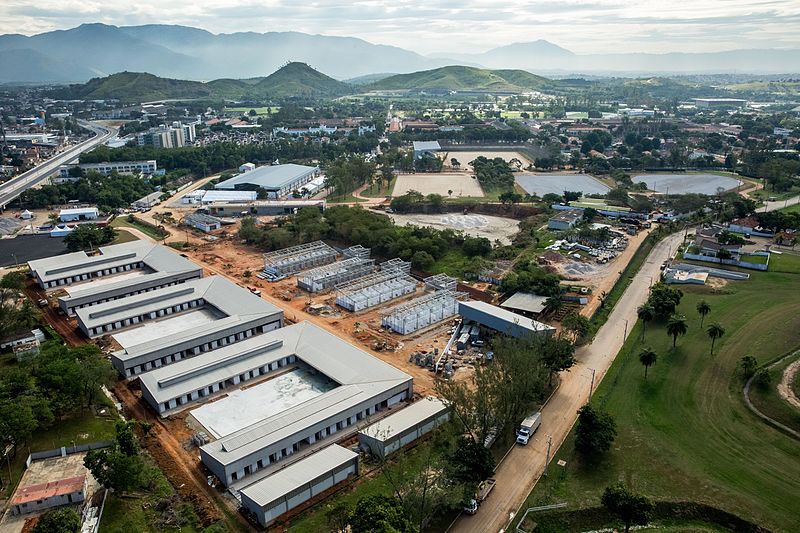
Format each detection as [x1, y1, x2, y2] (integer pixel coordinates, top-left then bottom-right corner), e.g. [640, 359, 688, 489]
[215, 164, 318, 191]
[185, 213, 223, 225]
[198, 322, 411, 466]
[79, 275, 281, 339]
[459, 300, 555, 334]
[500, 292, 548, 314]
[28, 241, 198, 284]
[413, 141, 441, 151]
[239, 445, 357, 507]
[359, 397, 448, 443]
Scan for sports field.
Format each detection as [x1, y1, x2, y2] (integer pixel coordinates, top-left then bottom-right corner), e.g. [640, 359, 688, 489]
[635, 173, 742, 195]
[393, 172, 484, 197]
[516, 253, 800, 532]
[515, 173, 611, 196]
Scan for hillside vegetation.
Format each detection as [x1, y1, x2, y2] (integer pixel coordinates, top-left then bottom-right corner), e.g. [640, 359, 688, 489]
[367, 65, 556, 92]
[53, 62, 352, 102]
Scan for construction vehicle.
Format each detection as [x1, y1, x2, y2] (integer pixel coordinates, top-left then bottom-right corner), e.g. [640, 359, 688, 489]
[463, 478, 496, 514]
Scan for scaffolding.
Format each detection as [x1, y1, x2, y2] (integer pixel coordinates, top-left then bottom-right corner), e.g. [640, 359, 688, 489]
[341, 245, 371, 259]
[296, 257, 375, 293]
[262, 241, 337, 280]
[335, 271, 417, 312]
[380, 258, 412, 274]
[381, 290, 468, 335]
[424, 274, 458, 292]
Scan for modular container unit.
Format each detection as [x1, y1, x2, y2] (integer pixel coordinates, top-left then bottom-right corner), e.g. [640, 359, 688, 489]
[335, 271, 417, 312]
[380, 290, 466, 335]
[262, 241, 338, 279]
[296, 258, 374, 293]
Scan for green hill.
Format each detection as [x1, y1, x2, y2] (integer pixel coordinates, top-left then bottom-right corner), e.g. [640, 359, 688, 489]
[53, 63, 352, 102]
[57, 71, 213, 101]
[367, 65, 556, 93]
[253, 62, 352, 97]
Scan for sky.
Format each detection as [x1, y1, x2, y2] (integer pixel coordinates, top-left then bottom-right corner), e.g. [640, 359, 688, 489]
[1, 0, 800, 55]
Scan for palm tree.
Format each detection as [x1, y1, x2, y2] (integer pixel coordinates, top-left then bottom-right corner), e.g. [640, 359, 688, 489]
[637, 304, 655, 341]
[666, 315, 688, 348]
[707, 322, 726, 355]
[543, 296, 564, 317]
[639, 348, 657, 379]
[696, 301, 711, 327]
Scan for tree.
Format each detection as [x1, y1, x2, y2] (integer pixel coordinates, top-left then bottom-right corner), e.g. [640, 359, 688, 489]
[84, 421, 145, 494]
[707, 322, 725, 355]
[666, 315, 688, 348]
[63, 224, 117, 252]
[696, 300, 711, 327]
[562, 312, 590, 340]
[349, 495, 415, 533]
[575, 405, 617, 457]
[445, 436, 495, 485]
[646, 283, 683, 318]
[601, 483, 654, 533]
[638, 348, 657, 379]
[325, 502, 353, 533]
[411, 250, 435, 270]
[541, 335, 576, 386]
[739, 355, 758, 379]
[637, 304, 655, 341]
[543, 296, 564, 316]
[753, 368, 771, 390]
[582, 207, 599, 222]
[33, 508, 81, 533]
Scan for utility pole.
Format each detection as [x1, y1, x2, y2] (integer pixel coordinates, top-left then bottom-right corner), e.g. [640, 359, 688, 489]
[544, 434, 553, 477]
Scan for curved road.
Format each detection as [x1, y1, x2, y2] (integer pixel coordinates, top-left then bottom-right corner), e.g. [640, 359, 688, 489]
[450, 231, 685, 533]
[0, 120, 116, 208]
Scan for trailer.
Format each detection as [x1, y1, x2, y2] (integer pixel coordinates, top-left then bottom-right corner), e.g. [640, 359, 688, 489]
[463, 478, 496, 514]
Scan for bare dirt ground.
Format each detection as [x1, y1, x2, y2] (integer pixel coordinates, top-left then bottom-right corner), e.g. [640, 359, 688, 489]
[388, 212, 520, 245]
[778, 354, 800, 410]
[543, 227, 655, 317]
[393, 172, 484, 198]
[441, 150, 533, 171]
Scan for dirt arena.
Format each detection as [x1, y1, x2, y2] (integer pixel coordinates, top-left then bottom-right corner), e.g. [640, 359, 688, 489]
[393, 172, 485, 197]
[442, 150, 533, 171]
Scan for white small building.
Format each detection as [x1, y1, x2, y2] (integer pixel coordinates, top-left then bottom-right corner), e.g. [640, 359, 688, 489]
[59, 207, 99, 222]
[1, 328, 45, 350]
[239, 445, 359, 527]
[185, 213, 222, 233]
[239, 162, 256, 173]
[132, 191, 163, 210]
[11, 474, 87, 515]
[358, 397, 450, 459]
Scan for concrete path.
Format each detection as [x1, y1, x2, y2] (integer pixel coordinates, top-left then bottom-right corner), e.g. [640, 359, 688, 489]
[449, 231, 685, 533]
[764, 195, 800, 212]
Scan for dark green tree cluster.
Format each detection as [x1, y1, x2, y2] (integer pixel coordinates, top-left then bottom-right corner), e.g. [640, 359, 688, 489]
[0, 343, 114, 451]
[500, 258, 562, 297]
[470, 156, 515, 189]
[84, 421, 147, 493]
[756, 210, 800, 232]
[32, 508, 81, 533]
[575, 404, 617, 457]
[601, 483, 654, 533]
[20, 172, 155, 210]
[0, 272, 39, 342]
[324, 156, 377, 199]
[64, 224, 118, 252]
[238, 205, 494, 271]
[644, 282, 684, 319]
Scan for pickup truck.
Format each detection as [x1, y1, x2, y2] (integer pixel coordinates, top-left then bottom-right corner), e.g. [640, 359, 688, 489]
[463, 478, 496, 515]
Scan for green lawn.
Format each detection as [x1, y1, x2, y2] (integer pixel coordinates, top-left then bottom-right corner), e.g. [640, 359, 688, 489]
[779, 202, 800, 214]
[111, 228, 140, 245]
[111, 216, 169, 240]
[739, 253, 769, 265]
[514, 253, 800, 532]
[748, 187, 800, 202]
[360, 177, 396, 198]
[748, 351, 800, 434]
[326, 194, 367, 203]
[223, 106, 279, 115]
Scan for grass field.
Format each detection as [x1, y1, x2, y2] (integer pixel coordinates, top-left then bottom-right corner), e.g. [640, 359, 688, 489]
[779, 202, 800, 214]
[111, 228, 140, 245]
[111, 216, 169, 240]
[748, 351, 800, 434]
[514, 253, 800, 532]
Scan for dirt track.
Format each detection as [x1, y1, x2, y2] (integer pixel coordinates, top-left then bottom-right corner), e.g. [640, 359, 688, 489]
[778, 354, 800, 410]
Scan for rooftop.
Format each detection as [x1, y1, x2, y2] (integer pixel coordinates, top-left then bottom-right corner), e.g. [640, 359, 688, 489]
[413, 140, 441, 152]
[58, 207, 99, 216]
[239, 445, 357, 507]
[500, 292, 548, 314]
[29, 241, 199, 285]
[550, 209, 583, 223]
[359, 397, 448, 443]
[215, 164, 319, 191]
[459, 300, 555, 335]
[12, 475, 85, 506]
[198, 322, 411, 466]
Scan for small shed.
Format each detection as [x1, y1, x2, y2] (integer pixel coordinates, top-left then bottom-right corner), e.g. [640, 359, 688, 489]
[547, 209, 582, 231]
[20, 209, 33, 220]
[185, 213, 223, 233]
[11, 474, 86, 515]
[358, 397, 450, 459]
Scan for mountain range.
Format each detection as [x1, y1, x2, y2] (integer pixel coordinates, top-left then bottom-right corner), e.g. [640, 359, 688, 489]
[1, 23, 799, 84]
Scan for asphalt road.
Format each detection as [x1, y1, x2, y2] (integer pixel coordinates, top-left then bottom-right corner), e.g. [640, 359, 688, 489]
[449, 231, 686, 533]
[0, 120, 116, 208]
[763, 195, 800, 212]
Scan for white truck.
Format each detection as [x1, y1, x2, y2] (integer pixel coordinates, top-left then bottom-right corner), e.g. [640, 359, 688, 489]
[463, 478, 496, 515]
[516, 411, 542, 445]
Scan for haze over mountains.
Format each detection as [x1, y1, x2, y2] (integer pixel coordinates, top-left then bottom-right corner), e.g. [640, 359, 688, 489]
[1, 23, 799, 84]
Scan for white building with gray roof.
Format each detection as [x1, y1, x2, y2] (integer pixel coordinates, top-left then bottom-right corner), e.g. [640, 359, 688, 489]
[26, 242, 203, 315]
[80, 276, 283, 377]
[214, 164, 320, 198]
[191, 321, 411, 486]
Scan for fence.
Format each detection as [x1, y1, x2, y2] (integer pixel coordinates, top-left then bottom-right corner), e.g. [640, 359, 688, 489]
[682, 250, 769, 271]
[26, 441, 113, 468]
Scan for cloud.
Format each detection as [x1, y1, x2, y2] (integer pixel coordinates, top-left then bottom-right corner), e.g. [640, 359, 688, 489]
[0, 0, 798, 54]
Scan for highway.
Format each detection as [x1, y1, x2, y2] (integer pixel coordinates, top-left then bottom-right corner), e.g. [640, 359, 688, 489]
[449, 231, 685, 533]
[0, 120, 117, 209]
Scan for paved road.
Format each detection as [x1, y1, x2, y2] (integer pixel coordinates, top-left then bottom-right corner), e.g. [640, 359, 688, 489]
[450, 231, 685, 533]
[0, 120, 116, 208]
[763, 195, 800, 212]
